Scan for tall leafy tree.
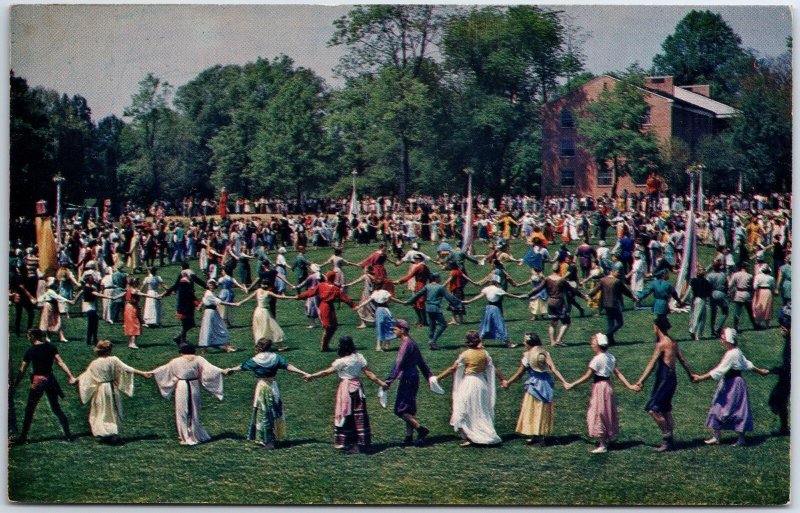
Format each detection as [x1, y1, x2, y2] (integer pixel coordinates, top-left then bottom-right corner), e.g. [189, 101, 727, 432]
[730, 49, 791, 192]
[10, 72, 53, 217]
[247, 69, 331, 202]
[174, 64, 244, 196]
[442, 6, 576, 198]
[652, 10, 753, 102]
[329, 5, 444, 199]
[91, 115, 126, 201]
[119, 73, 175, 201]
[577, 69, 664, 197]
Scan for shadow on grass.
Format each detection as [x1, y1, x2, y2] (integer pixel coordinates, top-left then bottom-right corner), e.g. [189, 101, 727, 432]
[673, 434, 772, 451]
[611, 440, 645, 450]
[504, 433, 585, 447]
[210, 431, 248, 442]
[277, 438, 320, 449]
[367, 434, 460, 454]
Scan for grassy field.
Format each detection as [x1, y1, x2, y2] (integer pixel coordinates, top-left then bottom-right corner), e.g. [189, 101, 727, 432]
[7, 238, 789, 505]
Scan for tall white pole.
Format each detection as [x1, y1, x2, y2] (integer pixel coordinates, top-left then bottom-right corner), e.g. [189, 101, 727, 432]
[53, 175, 65, 246]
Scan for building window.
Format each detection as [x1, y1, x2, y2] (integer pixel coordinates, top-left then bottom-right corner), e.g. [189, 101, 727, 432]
[560, 139, 575, 157]
[560, 109, 575, 128]
[560, 168, 575, 187]
[597, 168, 612, 186]
[642, 106, 652, 126]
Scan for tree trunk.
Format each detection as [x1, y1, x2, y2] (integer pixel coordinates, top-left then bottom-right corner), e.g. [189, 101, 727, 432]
[398, 135, 410, 201]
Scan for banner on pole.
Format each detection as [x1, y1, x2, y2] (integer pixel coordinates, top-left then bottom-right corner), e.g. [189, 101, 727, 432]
[35, 216, 58, 278]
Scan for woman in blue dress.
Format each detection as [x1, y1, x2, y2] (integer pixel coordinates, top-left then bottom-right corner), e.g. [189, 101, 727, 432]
[354, 288, 397, 351]
[216, 268, 247, 328]
[463, 275, 524, 349]
[225, 338, 310, 449]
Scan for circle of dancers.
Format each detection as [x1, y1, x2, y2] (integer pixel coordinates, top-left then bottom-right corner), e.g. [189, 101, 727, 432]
[9, 191, 791, 453]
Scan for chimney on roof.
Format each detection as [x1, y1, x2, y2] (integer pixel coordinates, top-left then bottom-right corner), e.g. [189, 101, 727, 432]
[678, 85, 710, 97]
[644, 76, 674, 95]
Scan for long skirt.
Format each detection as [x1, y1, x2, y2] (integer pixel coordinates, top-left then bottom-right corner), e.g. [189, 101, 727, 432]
[516, 392, 554, 436]
[357, 280, 376, 323]
[217, 288, 234, 324]
[143, 292, 161, 325]
[57, 287, 73, 314]
[102, 298, 111, 322]
[689, 297, 707, 336]
[529, 298, 548, 317]
[198, 309, 229, 347]
[334, 390, 371, 447]
[752, 288, 773, 323]
[586, 380, 619, 440]
[123, 303, 142, 337]
[88, 382, 124, 437]
[479, 305, 508, 342]
[450, 373, 501, 445]
[39, 302, 61, 332]
[248, 379, 286, 444]
[705, 376, 753, 433]
[374, 306, 396, 342]
[174, 380, 211, 445]
[252, 306, 285, 344]
[305, 297, 320, 320]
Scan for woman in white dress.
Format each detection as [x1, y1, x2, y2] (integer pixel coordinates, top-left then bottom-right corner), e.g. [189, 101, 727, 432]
[25, 277, 79, 343]
[435, 331, 507, 446]
[626, 250, 647, 309]
[151, 343, 226, 445]
[140, 267, 166, 327]
[346, 266, 378, 329]
[297, 264, 322, 328]
[75, 340, 151, 444]
[100, 267, 114, 323]
[197, 280, 238, 353]
[238, 282, 294, 351]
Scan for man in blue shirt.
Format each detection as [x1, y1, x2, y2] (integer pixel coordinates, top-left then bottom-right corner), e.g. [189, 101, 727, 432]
[638, 268, 681, 330]
[405, 273, 461, 350]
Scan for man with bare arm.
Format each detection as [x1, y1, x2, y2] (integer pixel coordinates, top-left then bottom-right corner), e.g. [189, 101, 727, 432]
[634, 317, 695, 452]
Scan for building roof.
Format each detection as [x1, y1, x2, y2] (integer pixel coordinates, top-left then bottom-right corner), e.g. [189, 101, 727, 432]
[671, 87, 738, 118]
[551, 75, 737, 119]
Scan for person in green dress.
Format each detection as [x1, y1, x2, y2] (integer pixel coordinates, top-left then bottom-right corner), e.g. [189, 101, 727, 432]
[225, 338, 310, 449]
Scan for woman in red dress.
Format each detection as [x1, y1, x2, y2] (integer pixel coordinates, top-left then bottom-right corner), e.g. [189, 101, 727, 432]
[296, 272, 356, 352]
[123, 277, 148, 349]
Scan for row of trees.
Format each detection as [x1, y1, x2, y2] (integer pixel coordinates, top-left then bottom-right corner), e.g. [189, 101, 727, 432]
[9, 7, 792, 218]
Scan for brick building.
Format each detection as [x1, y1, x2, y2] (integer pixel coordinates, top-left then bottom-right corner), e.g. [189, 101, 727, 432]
[541, 75, 737, 197]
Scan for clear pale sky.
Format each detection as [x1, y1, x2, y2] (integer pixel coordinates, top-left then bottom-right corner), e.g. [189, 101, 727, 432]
[8, 3, 793, 121]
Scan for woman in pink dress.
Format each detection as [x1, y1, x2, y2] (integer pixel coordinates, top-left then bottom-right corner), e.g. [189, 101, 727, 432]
[564, 333, 640, 453]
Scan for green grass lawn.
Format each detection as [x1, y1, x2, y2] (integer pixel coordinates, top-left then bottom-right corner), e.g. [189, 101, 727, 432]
[7, 238, 789, 505]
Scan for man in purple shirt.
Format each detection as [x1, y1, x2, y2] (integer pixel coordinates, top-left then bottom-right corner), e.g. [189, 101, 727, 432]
[382, 319, 433, 446]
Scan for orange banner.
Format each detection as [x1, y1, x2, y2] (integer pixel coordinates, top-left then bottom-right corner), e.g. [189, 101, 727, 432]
[35, 217, 58, 278]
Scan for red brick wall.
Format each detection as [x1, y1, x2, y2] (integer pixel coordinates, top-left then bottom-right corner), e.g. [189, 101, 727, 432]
[541, 75, 668, 197]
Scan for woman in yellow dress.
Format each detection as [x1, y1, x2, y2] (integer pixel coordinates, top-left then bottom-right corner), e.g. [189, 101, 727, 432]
[500, 212, 519, 240]
[502, 333, 568, 446]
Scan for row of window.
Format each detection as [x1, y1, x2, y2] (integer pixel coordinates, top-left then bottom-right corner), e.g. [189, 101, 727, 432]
[559, 107, 651, 129]
[558, 167, 612, 187]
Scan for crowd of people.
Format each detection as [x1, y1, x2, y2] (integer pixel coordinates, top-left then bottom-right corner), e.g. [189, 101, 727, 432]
[9, 188, 791, 455]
